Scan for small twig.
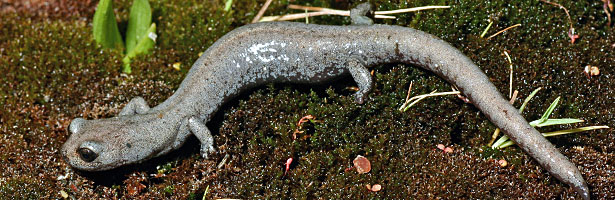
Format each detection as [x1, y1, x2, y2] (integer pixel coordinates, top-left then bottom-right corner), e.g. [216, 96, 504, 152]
[503, 51, 513, 98]
[407, 91, 461, 103]
[400, 90, 461, 112]
[405, 81, 414, 101]
[287, 4, 349, 16]
[480, 21, 493, 38]
[452, 86, 470, 103]
[510, 90, 519, 105]
[487, 128, 501, 147]
[260, 5, 450, 22]
[373, 5, 451, 15]
[404, 90, 438, 111]
[287, 4, 451, 15]
[251, 0, 274, 23]
[260, 10, 393, 22]
[540, 0, 579, 43]
[398, 81, 414, 111]
[603, 0, 612, 26]
[486, 24, 521, 40]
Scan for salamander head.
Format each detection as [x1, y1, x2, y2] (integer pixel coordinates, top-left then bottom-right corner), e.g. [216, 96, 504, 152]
[61, 117, 161, 171]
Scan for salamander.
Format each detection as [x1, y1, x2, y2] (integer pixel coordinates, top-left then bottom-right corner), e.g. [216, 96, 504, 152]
[61, 3, 589, 199]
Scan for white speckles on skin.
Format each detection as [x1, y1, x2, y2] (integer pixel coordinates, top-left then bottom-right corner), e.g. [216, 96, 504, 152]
[247, 40, 289, 63]
[248, 41, 276, 55]
[278, 54, 289, 61]
[236, 63, 241, 68]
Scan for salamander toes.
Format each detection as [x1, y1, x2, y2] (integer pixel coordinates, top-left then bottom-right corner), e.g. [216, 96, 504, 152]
[200, 143, 216, 159]
[353, 93, 366, 104]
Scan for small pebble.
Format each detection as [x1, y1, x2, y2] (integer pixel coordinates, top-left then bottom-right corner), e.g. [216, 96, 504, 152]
[56, 174, 67, 181]
[172, 62, 181, 71]
[371, 184, 382, 192]
[584, 65, 600, 77]
[60, 190, 68, 198]
[353, 155, 371, 174]
[590, 66, 600, 76]
[498, 159, 508, 167]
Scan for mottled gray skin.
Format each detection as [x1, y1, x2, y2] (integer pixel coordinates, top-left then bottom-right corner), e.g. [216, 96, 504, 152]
[61, 3, 588, 199]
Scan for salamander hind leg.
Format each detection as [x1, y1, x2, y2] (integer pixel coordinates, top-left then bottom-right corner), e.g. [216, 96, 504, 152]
[347, 58, 373, 104]
[187, 116, 216, 159]
[350, 3, 374, 25]
[119, 97, 150, 116]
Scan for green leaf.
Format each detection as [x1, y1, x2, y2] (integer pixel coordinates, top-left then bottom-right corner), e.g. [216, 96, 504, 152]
[519, 87, 541, 113]
[123, 23, 156, 73]
[529, 118, 584, 127]
[491, 135, 509, 149]
[495, 141, 515, 149]
[224, 0, 233, 11]
[122, 57, 132, 74]
[537, 96, 560, 124]
[542, 126, 609, 137]
[495, 126, 609, 148]
[480, 21, 493, 38]
[125, 0, 152, 54]
[93, 0, 124, 49]
[129, 23, 156, 57]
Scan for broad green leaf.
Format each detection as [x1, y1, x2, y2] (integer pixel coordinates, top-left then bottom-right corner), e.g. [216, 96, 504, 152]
[224, 0, 233, 11]
[130, 23, 156, 56]
[126, 0, 152, 54]
[93, 0, 123, 49]
[529, 118, 584, 127]
[123, 23, 156, 73]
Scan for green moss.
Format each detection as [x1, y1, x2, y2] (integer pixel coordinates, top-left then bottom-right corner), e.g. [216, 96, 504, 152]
[0, 177, 44, 199]
[163, 185, 175, 195]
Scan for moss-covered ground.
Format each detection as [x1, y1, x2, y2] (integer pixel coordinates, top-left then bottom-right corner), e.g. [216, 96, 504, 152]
[1, 0, 614, 199]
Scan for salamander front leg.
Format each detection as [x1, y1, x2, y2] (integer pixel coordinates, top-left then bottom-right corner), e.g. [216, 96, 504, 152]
[119, 97, 150, 116]
[187, 116, 216, 159]
[347, 58, 373, 104]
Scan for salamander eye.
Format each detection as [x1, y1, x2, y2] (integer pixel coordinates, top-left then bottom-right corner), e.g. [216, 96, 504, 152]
[77, 147, 98, 162]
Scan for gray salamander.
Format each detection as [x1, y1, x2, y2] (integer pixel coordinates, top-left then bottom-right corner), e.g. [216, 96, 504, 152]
[62, 3, 589, 199]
